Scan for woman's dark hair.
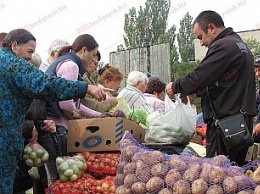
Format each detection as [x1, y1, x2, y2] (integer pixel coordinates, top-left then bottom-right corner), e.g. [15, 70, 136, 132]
[96, 50, 101, 61]
[2, 29, 36, 50]
[146, 76, 166, 94]
[57, 34, 99, 57]
[193, 10, 225, 33]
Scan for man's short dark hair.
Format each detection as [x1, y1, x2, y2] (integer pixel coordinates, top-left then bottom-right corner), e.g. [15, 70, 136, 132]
[193, 10, 225, 33]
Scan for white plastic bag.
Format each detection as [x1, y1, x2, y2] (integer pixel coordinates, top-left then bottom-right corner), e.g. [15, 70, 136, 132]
[145, 94, 196, 145]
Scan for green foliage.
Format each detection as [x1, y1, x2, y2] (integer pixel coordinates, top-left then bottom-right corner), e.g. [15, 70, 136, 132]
[177, 12, 195, 62]
[117, 44, 125, 52]
[173, 61, 198, 80]
[243, 37, 260, 57]
[123, 0, 172, 47]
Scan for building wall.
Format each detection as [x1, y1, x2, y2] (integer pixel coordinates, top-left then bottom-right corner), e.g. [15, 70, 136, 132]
[194, 29, 260, 61]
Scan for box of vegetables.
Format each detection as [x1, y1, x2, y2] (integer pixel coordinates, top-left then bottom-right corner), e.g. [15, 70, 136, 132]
[67, 117, 146, 153]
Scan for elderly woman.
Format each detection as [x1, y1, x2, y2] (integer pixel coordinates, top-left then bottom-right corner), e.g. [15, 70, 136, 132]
[144, 76, 166, 112]
[117, 71, 153, 114]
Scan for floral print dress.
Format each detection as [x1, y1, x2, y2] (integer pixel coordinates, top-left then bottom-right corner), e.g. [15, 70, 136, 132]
[0, 48, 87, 194]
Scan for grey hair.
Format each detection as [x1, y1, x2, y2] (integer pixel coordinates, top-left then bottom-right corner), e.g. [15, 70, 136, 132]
[48, 39, 70, 54]
[30, 52, 42, 68]
[127, 71, 148, 86]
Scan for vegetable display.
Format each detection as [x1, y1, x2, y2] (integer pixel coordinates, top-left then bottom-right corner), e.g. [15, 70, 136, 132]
[56, 155, 87, 182]
[116, 131, 260, 193]
[23, 141, 49, 167]
[127, 109, 147, 126]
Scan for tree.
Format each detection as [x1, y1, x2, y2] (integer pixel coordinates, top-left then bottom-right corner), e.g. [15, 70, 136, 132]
[244, 38, 260, 57]
[122, 0, 179, 80]
[123, 0, 171, 47]
[177, 12, 195, 62]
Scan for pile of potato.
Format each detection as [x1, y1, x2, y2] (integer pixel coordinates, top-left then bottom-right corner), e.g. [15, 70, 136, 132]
[115, 132, 260, 194]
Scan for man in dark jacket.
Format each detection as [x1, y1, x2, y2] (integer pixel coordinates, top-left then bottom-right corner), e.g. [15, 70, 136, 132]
[166, 10, 256, 166]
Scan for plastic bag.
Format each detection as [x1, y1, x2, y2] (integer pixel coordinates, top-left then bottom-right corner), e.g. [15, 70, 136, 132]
[23, 141, 49, 167]
[145, 94, 196, 145]
[110, 97, 131, 115]
[56, 155, 87, 182]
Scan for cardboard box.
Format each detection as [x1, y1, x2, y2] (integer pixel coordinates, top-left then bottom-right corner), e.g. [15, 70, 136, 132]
[67, 117, 145, 153]
[245, 145, 254, 162]
[252, 143, 260, 161]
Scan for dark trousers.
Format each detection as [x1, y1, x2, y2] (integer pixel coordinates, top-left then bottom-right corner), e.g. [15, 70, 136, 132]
[55, 125, 68, 156]
[206, 116, 253, 166]
[34, 133, 62, 194]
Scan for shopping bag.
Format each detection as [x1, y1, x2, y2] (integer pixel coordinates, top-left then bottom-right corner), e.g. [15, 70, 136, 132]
[145, 94, 196, 145]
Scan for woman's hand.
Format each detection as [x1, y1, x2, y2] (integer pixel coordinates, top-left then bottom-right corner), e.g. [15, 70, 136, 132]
[106, 97, 118, 107]
[29, 126, 38, 142]
[42, 120, 56, 133]
[253, 123, 260, 136]
[165, 82, 174, 99]
[87, 85, 114, 101]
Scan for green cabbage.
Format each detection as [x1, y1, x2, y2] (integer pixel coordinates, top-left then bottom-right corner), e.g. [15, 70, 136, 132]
[127, 109, 147, 125]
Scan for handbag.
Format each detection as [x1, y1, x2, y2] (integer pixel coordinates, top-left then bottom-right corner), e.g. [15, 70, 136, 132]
[207, 78, 254, 152]
[216, 112, 254, 151]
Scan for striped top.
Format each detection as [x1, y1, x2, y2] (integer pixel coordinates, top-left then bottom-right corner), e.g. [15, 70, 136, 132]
[117, 85, 153, 114]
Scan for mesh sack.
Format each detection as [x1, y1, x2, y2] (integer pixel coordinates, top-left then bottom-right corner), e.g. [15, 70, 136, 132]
[116, 131, 260, 194]
[76, 151, 120, 178]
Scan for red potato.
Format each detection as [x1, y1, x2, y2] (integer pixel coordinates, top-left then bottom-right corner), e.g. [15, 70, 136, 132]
[146, 177, 164, 193]
[131, 182, 146, 194]
[209, 166, 225, 184]
[223, 176, 237, 194]
[135, 166, 151, 183]
[132, 151, 143, 162]
[120, 139, 134, 149]
[123, 162, 136, 175]
[165, 169, 181, 188]
[168, 156, 187, 172]
[254, 185, 260, 194]
[121, 145, 139, 161]
[183, 164, 200, 182]
[200, 163, 212, 181]
[206, 185, 224, 194]
[237, 190, 254, 194]
[151, 163, 168, 177]
[123, 174, 136, 188]
[115, 173, 124, 186]
[212, 155, 230, 166]
[158, 188, 173, 194]
[173, 180, 191, 194]
[191, 178, 208, 194]
[115, 185, 131, 194]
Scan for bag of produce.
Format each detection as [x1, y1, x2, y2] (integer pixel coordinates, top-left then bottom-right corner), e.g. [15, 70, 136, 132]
[145, 94, 196, 145]
[47, 173, 116, 194]
[23, 141, 49, 167]
[76, 151, 120, 178]
[116, 131, 260, 193]
[56, 155, 87, 182]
